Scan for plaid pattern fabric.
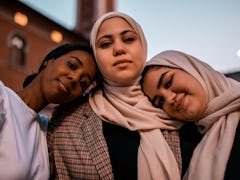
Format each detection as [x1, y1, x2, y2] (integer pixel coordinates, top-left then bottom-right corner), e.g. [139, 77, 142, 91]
[162, 130, 182, 173]
[47, 97, 183, 179]
[47, 97, 114, 180]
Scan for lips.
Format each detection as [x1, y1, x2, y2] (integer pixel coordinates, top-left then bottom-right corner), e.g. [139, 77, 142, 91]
[57, 79, 69, 95]
[176, 93, 185, 112]
[113, 59, 131, 66]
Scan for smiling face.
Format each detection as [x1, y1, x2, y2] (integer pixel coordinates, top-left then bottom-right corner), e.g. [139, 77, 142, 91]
[142, 66, 207, 121]
[95, 17, 145, 85]
[40, 50, 97, 104]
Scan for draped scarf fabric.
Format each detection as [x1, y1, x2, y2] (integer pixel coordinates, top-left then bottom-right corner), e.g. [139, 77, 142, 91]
[147, 50, 240, 180]
[89, 12, 183, 180]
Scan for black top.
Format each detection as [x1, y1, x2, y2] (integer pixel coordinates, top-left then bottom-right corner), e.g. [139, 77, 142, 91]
[179, 122, 202, 176]
[224, 121, 240, 180]
[103, 121, 202, 179]
[103, 121, 140, 180]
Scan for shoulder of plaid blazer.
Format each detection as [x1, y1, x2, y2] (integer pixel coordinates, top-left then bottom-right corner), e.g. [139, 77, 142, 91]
[47, 96, 114, 180]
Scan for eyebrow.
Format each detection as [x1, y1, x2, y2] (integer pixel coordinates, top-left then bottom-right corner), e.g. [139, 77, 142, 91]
[151, 71, 168, 107]
[96, 30, 137, 45]
[121, 30, 137, 36]
[70, 56, 93, 82]
[70, 56, 83, 66]
[96, 35, 111, 45]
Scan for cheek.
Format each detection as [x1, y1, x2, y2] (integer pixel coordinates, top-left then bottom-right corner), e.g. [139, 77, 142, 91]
[183, 99, 205, 121]
[142, 77, 154, 97]
[72, 87, 83, 98]
[144, 70, 161, 93]
[196, 95, 207, 118]
[193, 83, 207, 117]
[129, 43, 145, 68]
[142, 84, 151, 98]
[163, 106, 179, 120]
[89, 66, 97, 79]
[96, 54, 110, 74]
[41, 74, 54, 95]
[135, 51, 145, 67]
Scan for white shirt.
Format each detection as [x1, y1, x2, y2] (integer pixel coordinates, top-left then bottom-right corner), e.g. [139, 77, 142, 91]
[0, 81, 49, 180]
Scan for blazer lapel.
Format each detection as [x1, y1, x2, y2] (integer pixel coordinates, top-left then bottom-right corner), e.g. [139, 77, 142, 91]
[83, 103, 114, 180]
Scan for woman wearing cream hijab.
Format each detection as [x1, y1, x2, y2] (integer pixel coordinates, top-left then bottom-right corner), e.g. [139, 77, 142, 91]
[141, 50, 240, 180]
[48, 12, 187, 180]
[89, 11, 185, 180]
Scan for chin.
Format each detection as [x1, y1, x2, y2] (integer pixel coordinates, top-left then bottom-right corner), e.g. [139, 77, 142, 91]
[119, 80, 135, 86]
[50, 98, 66, 105]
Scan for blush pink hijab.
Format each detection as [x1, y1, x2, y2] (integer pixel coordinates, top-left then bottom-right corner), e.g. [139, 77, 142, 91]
[89, 12, 183, 180]
[147, 50, 240, 180]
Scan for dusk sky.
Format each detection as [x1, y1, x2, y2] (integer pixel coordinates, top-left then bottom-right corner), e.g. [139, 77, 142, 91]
[117, 0, 240, 73]
[20, 0, 240, 73]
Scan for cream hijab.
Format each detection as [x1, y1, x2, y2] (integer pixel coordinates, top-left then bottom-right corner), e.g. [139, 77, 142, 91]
[147, 50, 240, 180]
[89, 12, 183, 180]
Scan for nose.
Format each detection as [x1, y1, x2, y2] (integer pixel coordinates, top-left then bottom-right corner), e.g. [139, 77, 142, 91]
[113, 39, 125, 56]
[68, 71, 81, 84]
[161, 89, 176, 105]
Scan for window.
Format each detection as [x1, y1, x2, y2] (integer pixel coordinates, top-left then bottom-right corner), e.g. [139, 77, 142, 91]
[8, 34, 26, 67]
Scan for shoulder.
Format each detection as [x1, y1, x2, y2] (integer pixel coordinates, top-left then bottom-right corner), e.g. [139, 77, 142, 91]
[0, 81, 14, 99]
[49, 95, 96, 129]
[0, 81, 29, 116]
[0, 81, 26, 107]
[0, 81, 5, 109]
[53, 95, 89, 117]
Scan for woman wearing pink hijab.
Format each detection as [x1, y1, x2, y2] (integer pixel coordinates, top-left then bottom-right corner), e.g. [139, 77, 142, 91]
[48, 12, 199, 180]
[141, 50, 240, 180]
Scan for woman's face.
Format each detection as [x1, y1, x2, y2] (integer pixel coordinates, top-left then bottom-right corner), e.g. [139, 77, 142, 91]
[142, 66, 207, 121]
[95, 17, 145, 85]
[41, 50, 97, 104]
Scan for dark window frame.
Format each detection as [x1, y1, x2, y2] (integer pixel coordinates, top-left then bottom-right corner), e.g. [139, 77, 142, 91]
[8, 33, 27, 68]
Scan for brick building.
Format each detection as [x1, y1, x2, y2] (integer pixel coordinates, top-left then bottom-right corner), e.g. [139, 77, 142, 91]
[0, 0, 115, 116]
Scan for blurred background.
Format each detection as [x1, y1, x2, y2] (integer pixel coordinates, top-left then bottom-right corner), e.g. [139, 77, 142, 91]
[1, 0, 239, 115]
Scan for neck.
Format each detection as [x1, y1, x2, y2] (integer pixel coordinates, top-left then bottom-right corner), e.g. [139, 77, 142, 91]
[17, 80, 48, 113]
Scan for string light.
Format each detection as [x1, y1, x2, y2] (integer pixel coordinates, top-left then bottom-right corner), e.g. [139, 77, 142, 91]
[50, 30, 63, 43]
[14, 12, 28, 26]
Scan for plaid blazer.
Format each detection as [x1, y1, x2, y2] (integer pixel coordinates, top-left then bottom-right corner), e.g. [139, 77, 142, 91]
[47, 96, 114, 180]
[47, 96, 183, 179]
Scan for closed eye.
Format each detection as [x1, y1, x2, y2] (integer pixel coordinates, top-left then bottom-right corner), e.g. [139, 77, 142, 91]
[67, 61, 77, 70]
[123, 37, 135, 43]
[153, 96, 164, 109]
[80, 81, 88, 89]
[165, 76, 173, 88]
[79, 77, 90, 90]
[96, 35, 112, 49]
[99, 41, 112, 48]
[158, 96, 164, 109]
